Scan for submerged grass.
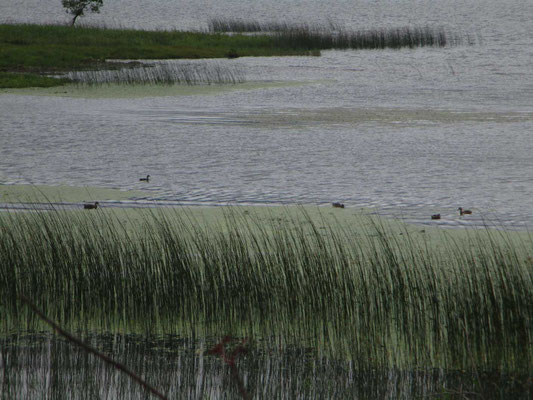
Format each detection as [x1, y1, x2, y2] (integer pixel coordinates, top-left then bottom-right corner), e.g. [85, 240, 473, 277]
[1, 207, 531, 371]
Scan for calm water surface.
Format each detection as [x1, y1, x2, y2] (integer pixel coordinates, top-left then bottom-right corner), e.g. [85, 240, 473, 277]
[1, 0, 532, 229]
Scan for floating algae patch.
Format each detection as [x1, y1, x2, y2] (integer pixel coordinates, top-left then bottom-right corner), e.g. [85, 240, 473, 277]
[0, 184, 147, 204]
[238, 107, 533, 127]
[0, 81, 315, 99]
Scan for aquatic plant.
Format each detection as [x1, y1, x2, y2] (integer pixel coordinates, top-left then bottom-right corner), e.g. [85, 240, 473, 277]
[66, 62, 245, 86]
[0, 72, 71, 89]
[0, 208, 531, 372]
[5, 331, 529, 399]
[207, 19, 458, 49]
[208, 18, 341, 33]
[0, 23, 312, 88]
[209, 18, 263, 33]
[271, 25, 453, 49]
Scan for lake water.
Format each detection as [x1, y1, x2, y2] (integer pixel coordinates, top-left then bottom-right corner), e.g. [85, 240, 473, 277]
[1, 0, 532, 230]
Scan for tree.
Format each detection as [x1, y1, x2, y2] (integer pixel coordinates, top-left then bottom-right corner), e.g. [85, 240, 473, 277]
[62, 0, 104, 26]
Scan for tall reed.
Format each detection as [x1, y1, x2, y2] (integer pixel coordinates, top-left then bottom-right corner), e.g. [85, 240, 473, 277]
[66, 62, 245, 86]
[208, 19, 459, 49]
[208, 18, 341, 33]
[271, 26, 452, 50]
[0, 208, 531, 371]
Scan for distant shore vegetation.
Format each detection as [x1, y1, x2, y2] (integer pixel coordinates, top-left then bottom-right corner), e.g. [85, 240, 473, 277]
[208, 18, 460, 49]
[0, 23, 310, 88]
[1, 22, 462, 89]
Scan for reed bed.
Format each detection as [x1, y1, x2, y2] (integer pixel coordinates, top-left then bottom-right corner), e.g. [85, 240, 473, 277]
[208, 18, 458, 49]
[272, 26, 453, 49]
[0, 208, 532, 371]
[66, 62, 245, 86]
[208, 18, 341, 33]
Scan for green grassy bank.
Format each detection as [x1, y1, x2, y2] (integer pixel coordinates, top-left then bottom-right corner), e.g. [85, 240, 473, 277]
[1, 206, 532, 372]
[0, 24, 313, 88]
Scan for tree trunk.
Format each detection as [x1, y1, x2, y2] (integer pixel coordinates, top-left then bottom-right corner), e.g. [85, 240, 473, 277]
[71, 14, 79, 26]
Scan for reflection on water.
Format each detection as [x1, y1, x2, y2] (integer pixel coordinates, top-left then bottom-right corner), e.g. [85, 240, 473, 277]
[1, 332, 531, 399]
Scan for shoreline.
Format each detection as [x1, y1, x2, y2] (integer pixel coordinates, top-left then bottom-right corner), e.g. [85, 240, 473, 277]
[0, 80, 317, 99]
[0, 23, 315, 89]
[1, 183, 531, 235]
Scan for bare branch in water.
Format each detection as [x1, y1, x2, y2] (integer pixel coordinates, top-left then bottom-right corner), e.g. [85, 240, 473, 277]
[18, 294, 169, 400]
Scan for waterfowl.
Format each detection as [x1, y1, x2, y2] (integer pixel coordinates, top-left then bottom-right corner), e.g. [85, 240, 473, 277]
[431, 214, 441, 220]
[458, 207, 472, 216]
[332, 202, 345, 209]
[84, 202, 99, 210]
[139, 175, 150, 182]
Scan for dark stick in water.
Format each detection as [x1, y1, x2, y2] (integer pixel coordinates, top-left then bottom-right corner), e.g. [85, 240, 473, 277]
[18, 294, 169, 400]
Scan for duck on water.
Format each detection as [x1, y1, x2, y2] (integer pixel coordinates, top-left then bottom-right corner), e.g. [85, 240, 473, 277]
[84, 202, 99, 210]
[458, 207, 472, 216]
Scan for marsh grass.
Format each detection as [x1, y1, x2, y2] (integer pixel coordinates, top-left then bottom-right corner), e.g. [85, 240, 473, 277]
[4, 331, 533, 399]
[208, 18, 341, 33]
[5, 332, 529, 399]
[0, 23, 312, 88]
[0, 207, 531, 371]
[1, 23, 462, 88]
[66, 62, 245, 86]
[0, 23, 315, 72]
[272, 26, 452, 49]
[208, 19, 458, 49]
[0, 72, 71, 88]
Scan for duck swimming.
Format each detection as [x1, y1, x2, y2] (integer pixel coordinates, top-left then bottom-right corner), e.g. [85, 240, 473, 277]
[458, 207, 472, 216]
[140, 175, 150, 182]
[84, 202, 99, 210]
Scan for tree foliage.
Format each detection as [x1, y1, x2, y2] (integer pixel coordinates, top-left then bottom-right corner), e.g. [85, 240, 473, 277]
[62, 0, 103, 26]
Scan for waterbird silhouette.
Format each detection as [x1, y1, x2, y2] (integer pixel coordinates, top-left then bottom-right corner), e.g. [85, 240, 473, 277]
[140, 175, 150, 182]
[458, 207, 472, 216]
[84, 202, 99, 210]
